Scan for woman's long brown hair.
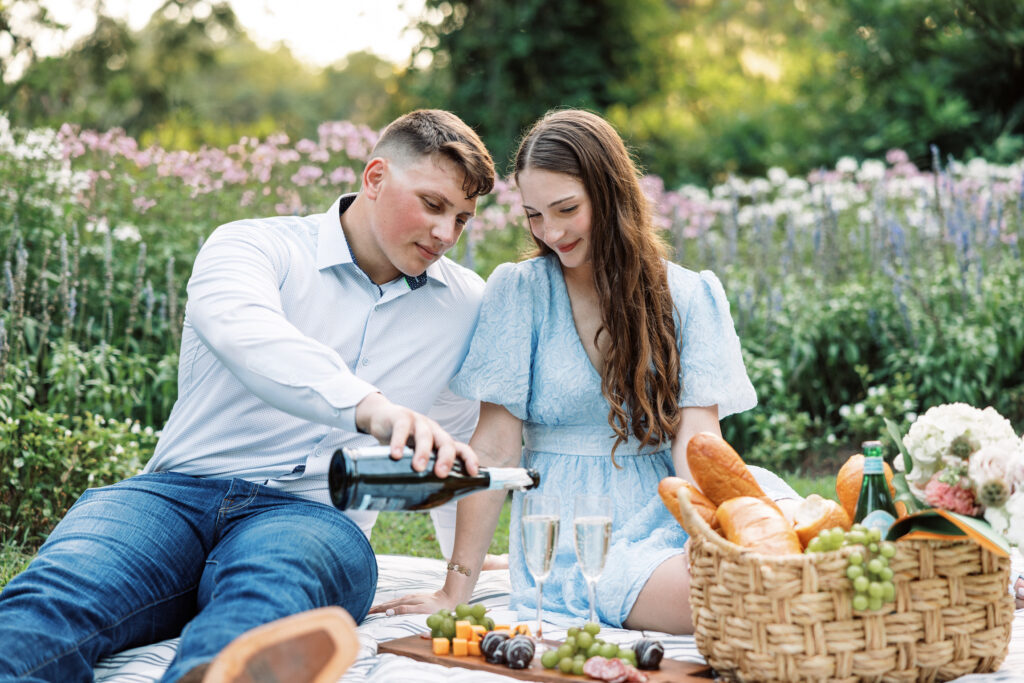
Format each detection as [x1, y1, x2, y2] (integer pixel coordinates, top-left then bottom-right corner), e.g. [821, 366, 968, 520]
[514, 109, 681, 461]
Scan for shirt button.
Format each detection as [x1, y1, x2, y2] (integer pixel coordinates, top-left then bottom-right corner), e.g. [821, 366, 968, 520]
[361, 358, 369, 366]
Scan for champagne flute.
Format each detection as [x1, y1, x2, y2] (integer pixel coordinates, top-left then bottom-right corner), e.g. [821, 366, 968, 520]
[521, 493, 560, 639]
[573, 494, 612, 624]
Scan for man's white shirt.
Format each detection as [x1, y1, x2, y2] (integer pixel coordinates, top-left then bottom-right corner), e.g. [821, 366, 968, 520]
[145, 194, 483, 533]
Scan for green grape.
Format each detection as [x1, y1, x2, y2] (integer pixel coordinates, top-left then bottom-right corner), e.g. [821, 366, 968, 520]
[426, 614, 442, 630]
[867, 558, 884, 574]
[572, 660, 586, 676]
[846, 564, 864, 580]
[848, 551, 863, 565]
[882, 582, 895, 602]
[828, 527, 846, 548]
[852, 594, 869, 610]
[574, 653, 586, 662]
[541, 649, 560, 669]
[879, 567, 894, 581]
[806, 538, 823, 554]
[867, 527, 882, 543]
[470, 603, 487, 620]
[584, 622, 601, 636]
[576, 631, 594, 651]
[483, 616, 495, 631]
[557, 644, 575, 660]
[599, 642, 619, 659]
[620, 649, 637, 664]
[879, 542, 896, 558]
[853, 576, 869, 593]
[559, 657, 575, 674]
[868, 582, 883, 598]
[464, 615, 478, 626]
[567, 626, 580, 638]
[846, 531, 867, 546]
[868, 542, 879, 553]
[563, 636, 577, 652]
[454, 603, 472, 618]
[586, 642, 603, 658]
[441, 618, 456, 640]
[868, 596, 883, 611]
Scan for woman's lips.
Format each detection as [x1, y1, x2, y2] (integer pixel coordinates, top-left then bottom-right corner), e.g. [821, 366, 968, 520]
[557, 239, 580, 253]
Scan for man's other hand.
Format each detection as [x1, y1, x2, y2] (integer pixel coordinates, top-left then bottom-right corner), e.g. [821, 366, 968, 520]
[355, 393, 479, 477]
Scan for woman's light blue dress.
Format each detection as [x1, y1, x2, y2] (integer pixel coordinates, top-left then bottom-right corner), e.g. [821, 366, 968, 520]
[450, 254, 796, 627]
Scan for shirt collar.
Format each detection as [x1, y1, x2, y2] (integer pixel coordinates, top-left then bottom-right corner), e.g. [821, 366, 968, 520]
[316, 194, 449, 289]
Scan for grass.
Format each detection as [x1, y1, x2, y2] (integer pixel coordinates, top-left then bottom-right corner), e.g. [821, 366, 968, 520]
[371, 498, 513, 558]
[1, 474, 835, 591]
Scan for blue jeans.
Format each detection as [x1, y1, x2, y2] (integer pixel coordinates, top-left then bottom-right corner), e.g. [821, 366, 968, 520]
[0, 472, 377, 683]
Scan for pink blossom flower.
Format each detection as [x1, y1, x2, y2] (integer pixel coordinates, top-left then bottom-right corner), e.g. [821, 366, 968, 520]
[924, 475, 980, 516]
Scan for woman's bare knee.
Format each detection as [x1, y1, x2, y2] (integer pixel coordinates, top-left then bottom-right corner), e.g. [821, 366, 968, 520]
[623, 554, 693, 634]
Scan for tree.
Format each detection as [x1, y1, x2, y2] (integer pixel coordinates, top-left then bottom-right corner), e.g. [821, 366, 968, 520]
[0, 0, 70, 109]
[818, 0, 1024, 164]
[409, 0, 680, 172]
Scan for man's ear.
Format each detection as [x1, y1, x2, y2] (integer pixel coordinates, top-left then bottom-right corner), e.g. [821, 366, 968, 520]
[362, 158, 387, 200]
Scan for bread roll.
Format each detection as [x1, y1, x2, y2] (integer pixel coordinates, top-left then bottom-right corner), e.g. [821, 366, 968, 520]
[687, 432, 769, 506]
[659, 476, 716, 527]
[715, 496, 802, 555]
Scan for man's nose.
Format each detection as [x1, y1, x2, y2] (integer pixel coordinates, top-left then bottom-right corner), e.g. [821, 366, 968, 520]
[432, 219, 458, 246]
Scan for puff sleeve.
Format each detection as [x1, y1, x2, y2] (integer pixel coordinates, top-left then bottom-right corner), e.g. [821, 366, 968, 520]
[450, 262, 535, 420]
[676, 269, 757, 418]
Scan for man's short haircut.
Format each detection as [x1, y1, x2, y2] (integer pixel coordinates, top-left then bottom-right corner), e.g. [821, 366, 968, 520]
[372, 110, 495, 199]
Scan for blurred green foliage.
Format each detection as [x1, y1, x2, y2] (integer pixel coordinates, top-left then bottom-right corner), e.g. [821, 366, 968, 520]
[2, 0, 1022, 186]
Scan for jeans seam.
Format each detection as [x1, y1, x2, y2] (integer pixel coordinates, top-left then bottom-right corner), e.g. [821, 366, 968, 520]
[15, 583, 199, 678]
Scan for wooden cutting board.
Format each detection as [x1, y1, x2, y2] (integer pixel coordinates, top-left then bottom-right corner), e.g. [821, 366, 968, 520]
[377, 633, 715, 682]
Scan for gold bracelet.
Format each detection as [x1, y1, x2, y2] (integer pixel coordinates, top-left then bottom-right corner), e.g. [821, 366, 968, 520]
[447, 561, 471, 577]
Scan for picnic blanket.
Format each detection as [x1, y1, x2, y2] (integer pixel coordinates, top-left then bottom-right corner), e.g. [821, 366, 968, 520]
[95, 555, 1024, 682]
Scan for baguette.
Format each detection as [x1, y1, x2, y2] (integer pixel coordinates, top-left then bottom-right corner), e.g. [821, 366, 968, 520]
[715, 496, 802, 555]
[687, 432, 769, 506]
[658, 476, 717, 527]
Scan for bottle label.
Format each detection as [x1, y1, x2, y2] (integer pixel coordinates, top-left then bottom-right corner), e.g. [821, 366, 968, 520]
[355, 494, 406, 511]
[861, 509, 896, 536]
[863, 456, 885, 474]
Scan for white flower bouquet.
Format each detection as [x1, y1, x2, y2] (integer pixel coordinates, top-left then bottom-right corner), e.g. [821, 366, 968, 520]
[888, 402, 1024, 548]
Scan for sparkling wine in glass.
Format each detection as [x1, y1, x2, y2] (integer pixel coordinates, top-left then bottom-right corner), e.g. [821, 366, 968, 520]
[573, 494, 612, 624]
[521, 493, 560, 639]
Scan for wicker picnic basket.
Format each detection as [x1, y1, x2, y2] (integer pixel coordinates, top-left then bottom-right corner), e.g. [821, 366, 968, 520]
[675, 489, 1015, 683]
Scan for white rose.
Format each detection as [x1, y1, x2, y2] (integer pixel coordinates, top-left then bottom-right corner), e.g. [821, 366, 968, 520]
[1000, 492, 1024, 548]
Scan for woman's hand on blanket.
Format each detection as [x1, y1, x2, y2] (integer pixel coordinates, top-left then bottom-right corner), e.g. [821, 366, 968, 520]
[1015, 577, 1023, 610]
[370, 589, 458, 617]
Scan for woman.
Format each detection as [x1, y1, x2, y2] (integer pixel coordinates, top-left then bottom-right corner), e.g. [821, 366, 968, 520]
[373, 109, 795, 633]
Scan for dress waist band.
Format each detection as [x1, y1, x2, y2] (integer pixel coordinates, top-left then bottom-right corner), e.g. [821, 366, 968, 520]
[523, 424, 667, 457]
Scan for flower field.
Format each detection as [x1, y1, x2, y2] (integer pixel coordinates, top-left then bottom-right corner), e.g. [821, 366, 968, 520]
[2, 112, 1023, 547]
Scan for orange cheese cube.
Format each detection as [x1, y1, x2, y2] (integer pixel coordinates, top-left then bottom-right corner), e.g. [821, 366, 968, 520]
[452, 637, 469, 656]
[470, 625, 487, 642]
[467, 640, 481, 656]
[431, 638, 450, 656]
[493, 624, 511, 632]
[454, 620, 473, 641]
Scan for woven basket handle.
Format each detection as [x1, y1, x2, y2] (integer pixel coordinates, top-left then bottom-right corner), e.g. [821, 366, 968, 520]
[675, 485, 743, 556]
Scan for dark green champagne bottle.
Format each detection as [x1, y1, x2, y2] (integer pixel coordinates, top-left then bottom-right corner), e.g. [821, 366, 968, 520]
[854, 440, 898, 533]
[329, 446, 540, 511]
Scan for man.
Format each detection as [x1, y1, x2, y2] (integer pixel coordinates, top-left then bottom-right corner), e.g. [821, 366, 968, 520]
[0, 110, 495, 682]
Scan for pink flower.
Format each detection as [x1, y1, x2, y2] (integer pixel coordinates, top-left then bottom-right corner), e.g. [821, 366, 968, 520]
[924, 475, 980, 516]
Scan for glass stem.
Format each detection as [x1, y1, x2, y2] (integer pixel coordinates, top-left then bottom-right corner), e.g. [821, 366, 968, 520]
[587, 578, 597, 624]
[536, 581, 544, 639]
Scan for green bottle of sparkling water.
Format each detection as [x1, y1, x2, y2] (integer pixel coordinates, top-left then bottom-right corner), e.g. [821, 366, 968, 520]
[854, 440, 898, 534]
